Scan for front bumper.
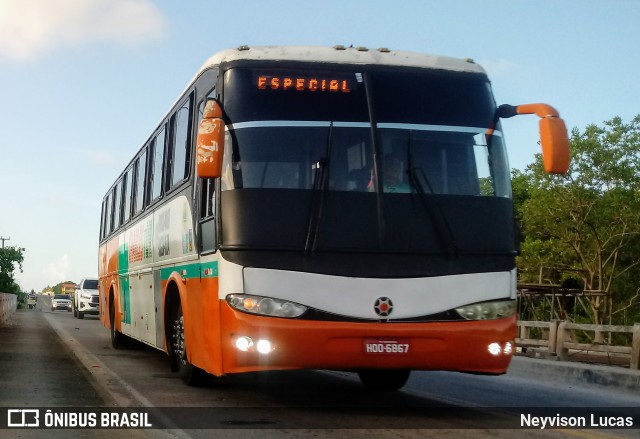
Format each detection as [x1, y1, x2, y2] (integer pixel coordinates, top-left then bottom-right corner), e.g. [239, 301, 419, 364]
[52, 303, 72, 310]
[79, 300, 100, 314]
[219, 303, 517, 375]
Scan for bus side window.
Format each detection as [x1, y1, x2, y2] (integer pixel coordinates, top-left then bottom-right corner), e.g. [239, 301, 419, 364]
[199, 178, 216, 253]
[133, 148, 147, 215]
[105, 192, 113, 235]
[122, 166, 133, 223]
[197, 88, 218, 254]
[113, 178, 122, 230]
[150, 126, 166, 202]
[100, 198, 107, 239]
[170, 94, 193, 189]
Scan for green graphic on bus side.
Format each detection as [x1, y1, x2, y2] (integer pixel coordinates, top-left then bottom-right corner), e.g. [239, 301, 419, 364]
[118, 241, 131, 324]
[119, 275, 131, 324]
[159, 261, 218, 281]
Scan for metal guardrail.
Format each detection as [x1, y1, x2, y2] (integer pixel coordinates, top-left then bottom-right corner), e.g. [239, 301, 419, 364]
[0, 293, 18, 328]
[516, 320, 640, 370]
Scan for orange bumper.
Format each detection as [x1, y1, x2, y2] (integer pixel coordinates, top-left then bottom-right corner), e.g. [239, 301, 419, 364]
[219, 303, 516, 375]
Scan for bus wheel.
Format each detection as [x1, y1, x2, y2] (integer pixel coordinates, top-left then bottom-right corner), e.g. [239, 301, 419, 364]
[357, 370, 411, 391]
[171, 305, 207, 386]
[109, 297, 121, 349]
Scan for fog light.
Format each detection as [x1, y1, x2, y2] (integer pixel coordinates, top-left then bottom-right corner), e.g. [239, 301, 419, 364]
[503, 341, 513, 355]
[256, 339, 273, 354]
[488, 342, 502, 356]
[235, 336, 253, 352]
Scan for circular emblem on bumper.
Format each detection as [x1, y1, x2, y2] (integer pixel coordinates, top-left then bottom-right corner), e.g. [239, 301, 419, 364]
[374, 297, 393, 317]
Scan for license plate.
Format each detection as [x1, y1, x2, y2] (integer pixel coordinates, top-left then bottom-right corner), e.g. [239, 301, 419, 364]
[363, 338, 410, 355]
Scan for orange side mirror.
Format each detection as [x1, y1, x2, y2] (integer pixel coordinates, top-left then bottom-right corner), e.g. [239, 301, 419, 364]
[538, 116, 570, 174]
[196, 99, 225, 178]
[499, 103, 570, 174]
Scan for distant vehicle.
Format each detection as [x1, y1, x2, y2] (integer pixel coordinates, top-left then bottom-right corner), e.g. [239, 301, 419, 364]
[27, 293, 37, 309]
[51, 294, 72, 312]
[74, 279, 99, 319]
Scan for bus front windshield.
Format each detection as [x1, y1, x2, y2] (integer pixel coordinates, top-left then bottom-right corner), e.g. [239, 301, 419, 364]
[220, 66, 514, 256]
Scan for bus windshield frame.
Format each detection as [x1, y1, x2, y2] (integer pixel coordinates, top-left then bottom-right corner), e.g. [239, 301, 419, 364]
[218, 64, 514, 257]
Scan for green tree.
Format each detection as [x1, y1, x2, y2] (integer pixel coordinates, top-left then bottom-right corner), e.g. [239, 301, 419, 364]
[516, 115, 640, 327]
[0, 246, 25, 295]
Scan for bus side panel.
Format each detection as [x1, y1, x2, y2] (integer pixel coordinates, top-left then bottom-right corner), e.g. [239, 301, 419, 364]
[186, 274, 223, 376]
[98, 243, 108, 327]
[161, 262, 223, 377]
[100, 235, 122, 332]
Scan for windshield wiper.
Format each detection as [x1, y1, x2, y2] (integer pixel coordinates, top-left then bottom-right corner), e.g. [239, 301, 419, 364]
[406, 131, 459, 258]
[304, 122, 333, 254]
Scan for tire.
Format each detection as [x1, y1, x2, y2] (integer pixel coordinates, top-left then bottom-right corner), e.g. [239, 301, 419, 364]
[357, 370, 411, 391]
[110, 297, 121, 349]
[171, 305, 207, 386]
[51, 307, 54, 312]
[78, 311, 84, 319]
[73, 304, 77, 317]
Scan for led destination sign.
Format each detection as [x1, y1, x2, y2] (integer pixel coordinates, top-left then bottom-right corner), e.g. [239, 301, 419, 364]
[257, 74, 353, 93]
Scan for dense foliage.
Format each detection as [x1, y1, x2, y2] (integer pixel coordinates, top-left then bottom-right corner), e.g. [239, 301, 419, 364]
[0, 246, 24, 295]
[514, 115, 640, 325]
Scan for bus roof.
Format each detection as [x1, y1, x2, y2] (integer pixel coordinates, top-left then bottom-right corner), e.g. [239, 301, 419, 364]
[196, 45, 487, 76]
[104, 46, 487, 198]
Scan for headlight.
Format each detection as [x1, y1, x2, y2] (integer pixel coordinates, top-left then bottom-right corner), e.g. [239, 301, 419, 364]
[81, 292, 92, 299]
[227, 294, 307, 318]
[455, 300, 515, 320]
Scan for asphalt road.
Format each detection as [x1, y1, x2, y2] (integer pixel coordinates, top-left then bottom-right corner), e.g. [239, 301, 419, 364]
[1, 294, 638, 439]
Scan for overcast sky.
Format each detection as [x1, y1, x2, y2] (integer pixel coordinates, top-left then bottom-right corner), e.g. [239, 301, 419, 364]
[1, 0, 639, 291]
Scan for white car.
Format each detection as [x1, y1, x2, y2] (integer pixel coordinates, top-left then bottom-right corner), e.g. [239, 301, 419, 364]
[51, 294, 72, 312]
[74, 278, 99, 319]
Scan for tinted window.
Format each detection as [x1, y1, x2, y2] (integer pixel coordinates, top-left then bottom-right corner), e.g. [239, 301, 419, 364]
[123, 166, 133, 223]
[371, 69, 495, 127]
[105, 192, 113, 234]
[100, 199, 107, 239]
[171, 96, 192, 187]
[200, 178, 216, 218]
[229, 125, 373, 192]
[133, 149, 147, 214]
[151, 127, 166, 201]
[113, 180, 122, 229]
[83, 280, 98, 289]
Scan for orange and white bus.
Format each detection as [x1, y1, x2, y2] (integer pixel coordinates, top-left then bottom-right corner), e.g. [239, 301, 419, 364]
[99, 45, 569, 390]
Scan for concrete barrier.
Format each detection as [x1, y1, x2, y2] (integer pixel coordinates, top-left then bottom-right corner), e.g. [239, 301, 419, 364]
[0, 293, 17, 328]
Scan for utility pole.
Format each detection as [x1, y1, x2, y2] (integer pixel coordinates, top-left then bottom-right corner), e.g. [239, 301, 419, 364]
[0, 236, 9, 248]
